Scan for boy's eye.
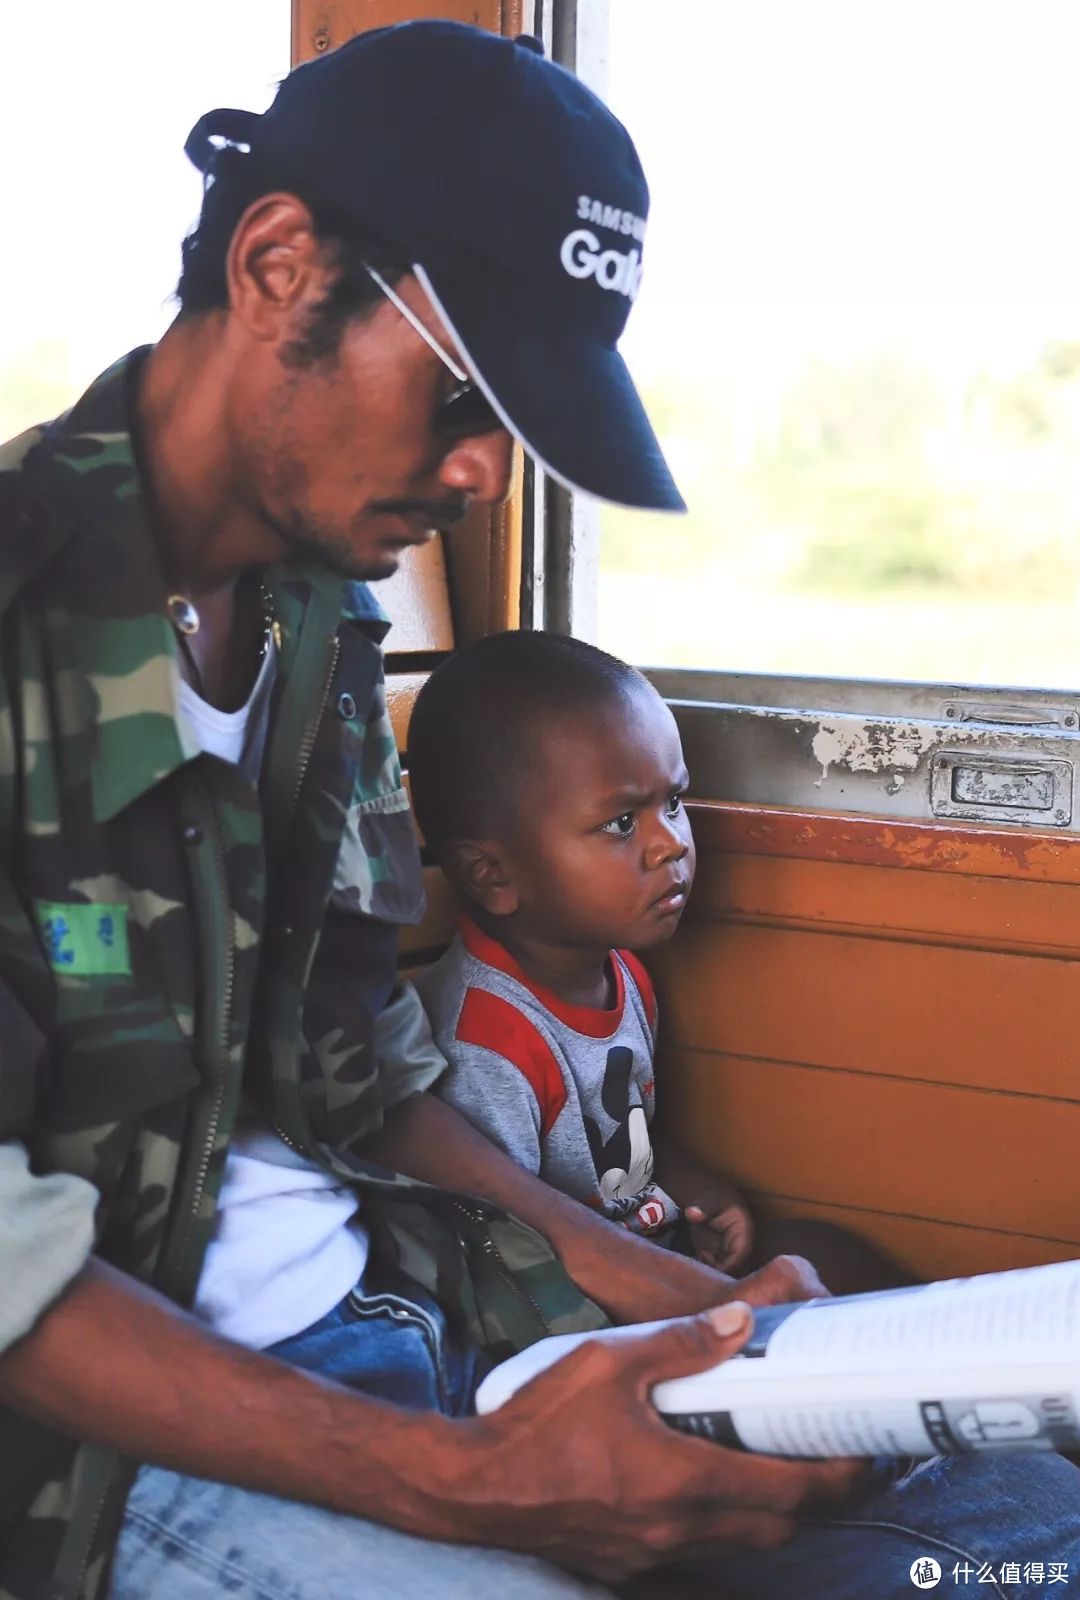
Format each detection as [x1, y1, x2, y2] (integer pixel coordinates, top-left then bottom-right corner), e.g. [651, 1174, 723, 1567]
[600, 813, 636, 838]
[665, 791, 685, 819]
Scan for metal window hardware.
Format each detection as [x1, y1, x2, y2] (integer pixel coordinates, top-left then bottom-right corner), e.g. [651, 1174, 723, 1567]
[942, 699, 1079, 731]
[930, 751, 1073, 827]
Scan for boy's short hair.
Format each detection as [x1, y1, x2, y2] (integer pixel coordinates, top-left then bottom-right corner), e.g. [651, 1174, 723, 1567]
[408, 630, 646, 855]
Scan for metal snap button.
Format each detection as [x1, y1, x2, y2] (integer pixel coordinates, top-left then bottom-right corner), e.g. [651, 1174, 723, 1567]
[181, 822, 203, 846]
[337, 691, 357, 721]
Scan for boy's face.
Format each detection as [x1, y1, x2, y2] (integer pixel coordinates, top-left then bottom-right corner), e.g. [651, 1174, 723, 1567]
[498, 683, 696, 953]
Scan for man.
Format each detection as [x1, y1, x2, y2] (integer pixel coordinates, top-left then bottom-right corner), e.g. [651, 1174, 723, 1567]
[0, 21, 1076, 1600]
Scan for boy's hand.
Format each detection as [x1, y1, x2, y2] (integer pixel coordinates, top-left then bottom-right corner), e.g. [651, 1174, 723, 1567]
[685, 1187, 755, 1272]
[652, 1138, 756, 1272]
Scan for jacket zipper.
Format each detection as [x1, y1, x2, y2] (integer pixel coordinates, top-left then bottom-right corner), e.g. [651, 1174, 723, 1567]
[150, 787, 239, 1303]
[288, 636, 340, 829]
[62, 620, 339, 1598]
[270, 1119, 311, 1158]
[452, 1200, 551, 1339]
[177, 799, 237, 1287]
[57, 1447, 117, 1600]
[66, 792, 238, 1600]
[269, 633, 339, 1158]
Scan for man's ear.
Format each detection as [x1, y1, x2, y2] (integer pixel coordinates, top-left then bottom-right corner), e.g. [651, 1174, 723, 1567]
[444, 839, 519, 919]
[225, 192, 329, 341]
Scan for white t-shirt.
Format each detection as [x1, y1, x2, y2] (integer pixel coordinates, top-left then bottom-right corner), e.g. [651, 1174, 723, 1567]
[192, 1123, 367, 1349]
[181, 645, 369, 1348]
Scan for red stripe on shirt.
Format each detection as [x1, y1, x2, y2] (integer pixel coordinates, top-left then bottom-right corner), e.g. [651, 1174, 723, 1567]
[458, 915, 625, 1038]
[455, 985, 568, 1137]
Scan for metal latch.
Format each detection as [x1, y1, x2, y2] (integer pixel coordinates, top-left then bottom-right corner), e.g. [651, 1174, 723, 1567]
[930, 751, 1073, 827]
[942, 699, 1078, 730]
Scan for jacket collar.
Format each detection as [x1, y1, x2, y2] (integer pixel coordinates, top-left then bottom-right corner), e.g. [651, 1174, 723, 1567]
[35, 348, 389, 823]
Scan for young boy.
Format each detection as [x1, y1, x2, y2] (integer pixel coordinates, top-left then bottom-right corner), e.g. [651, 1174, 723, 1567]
[409, 629, 754, 1271]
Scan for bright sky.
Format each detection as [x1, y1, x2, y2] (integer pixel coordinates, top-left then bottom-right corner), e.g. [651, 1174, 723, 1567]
[4, 1, 1080, 412]
[608, 0, 1080, 397]
[0, 0, 289, 389]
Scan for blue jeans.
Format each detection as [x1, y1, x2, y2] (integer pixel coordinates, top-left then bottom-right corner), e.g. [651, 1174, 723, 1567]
[109, 1285, 1080, 1600]
[709, 1452, 1080, 1598]
[265, 1271, 482, 1418]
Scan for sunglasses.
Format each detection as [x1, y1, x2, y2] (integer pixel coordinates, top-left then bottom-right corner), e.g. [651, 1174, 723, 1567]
[364, 266, 504, 441]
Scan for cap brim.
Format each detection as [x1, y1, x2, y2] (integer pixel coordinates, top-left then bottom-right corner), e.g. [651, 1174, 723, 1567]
[414, 264, 686, 513]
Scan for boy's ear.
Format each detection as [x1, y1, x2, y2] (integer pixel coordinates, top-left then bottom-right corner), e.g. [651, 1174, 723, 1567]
[444, 839, 520, 918]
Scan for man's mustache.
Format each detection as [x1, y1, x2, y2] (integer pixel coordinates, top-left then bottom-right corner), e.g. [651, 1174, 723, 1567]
[372, 497, 470, 530]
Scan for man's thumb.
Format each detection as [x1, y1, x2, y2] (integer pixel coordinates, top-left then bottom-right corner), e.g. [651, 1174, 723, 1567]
[633, 1300, 754, 1386]
[705, 1300, 753, 1339]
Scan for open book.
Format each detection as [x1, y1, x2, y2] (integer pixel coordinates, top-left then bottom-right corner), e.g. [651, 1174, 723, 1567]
[475, 1259, 1080, 1457]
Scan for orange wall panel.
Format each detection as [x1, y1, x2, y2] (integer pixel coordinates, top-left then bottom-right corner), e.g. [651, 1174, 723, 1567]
[293, 1, 526, 63]
[699, 854, 1080, 958]
[751, 1194, 1076, 1282]
[653, 802, 1080, 1277]
[655, 920, 1080, 1101]
[661, 1049, 1080, 1247]
[689, 802, 1080, 887]
[398, 864, 458, 956]
[387, 672, 426, 753]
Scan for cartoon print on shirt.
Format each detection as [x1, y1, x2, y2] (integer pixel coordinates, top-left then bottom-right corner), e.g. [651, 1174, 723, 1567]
[582, 1045, 674, 1233]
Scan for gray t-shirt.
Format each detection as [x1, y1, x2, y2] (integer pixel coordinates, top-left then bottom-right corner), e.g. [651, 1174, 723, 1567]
[417, 918, 679, 1236]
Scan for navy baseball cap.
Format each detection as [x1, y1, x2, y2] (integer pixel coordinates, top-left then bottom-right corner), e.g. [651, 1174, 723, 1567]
[185, 20, 685, 513]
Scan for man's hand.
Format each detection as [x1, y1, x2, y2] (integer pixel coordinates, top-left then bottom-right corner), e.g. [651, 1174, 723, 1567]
[441, 1302, 863, 1581]
[732, 1253, 827, 1309]
[0, 1260, 852, 1583]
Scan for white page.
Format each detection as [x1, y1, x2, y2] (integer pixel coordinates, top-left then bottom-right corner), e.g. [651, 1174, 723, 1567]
[475, 1260, 1080, 1459]
[754, 1261, 1080, 1375]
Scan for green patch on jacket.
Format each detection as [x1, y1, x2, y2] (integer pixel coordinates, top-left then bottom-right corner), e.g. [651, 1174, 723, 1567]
[32, 902, 131, 976]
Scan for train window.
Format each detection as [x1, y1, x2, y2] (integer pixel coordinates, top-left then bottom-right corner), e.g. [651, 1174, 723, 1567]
[1, 1, 289, 441]
[599, 0, 1080, 688]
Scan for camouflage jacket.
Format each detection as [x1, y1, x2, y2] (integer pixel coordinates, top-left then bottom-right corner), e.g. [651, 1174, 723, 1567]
[0, 353, 608, 1600]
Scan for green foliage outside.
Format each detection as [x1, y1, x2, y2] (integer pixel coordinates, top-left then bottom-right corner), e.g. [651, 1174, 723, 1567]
[603, 341, 1080, 606]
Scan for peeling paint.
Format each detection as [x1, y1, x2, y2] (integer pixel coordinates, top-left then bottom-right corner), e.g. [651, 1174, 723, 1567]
[675, 697, 1078, 832]
[811, 719, 936, 785]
